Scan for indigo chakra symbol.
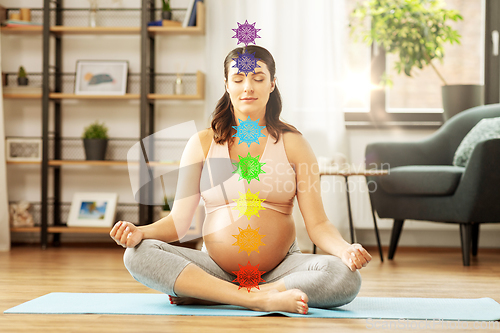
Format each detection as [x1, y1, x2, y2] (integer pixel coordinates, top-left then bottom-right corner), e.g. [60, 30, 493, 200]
[232, 116, 266, 147]
[232, 152, 266, 184]
[232, 20, 261, 46]
[232, 51, 261, 76]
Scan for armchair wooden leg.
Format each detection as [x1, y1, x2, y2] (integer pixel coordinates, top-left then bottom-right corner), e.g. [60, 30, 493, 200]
[388, 219, 404, 260]
[459, 223, 472, 266]
[471, 223, 479, 257]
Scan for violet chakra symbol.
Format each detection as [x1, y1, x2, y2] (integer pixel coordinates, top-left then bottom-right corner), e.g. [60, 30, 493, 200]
[232, 20, 261, 46]
[232, 51, 261, 77]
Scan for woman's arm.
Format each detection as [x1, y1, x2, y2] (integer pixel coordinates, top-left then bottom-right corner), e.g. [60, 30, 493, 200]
[284, 133, 372, 271]
[110, 129, 211, 247]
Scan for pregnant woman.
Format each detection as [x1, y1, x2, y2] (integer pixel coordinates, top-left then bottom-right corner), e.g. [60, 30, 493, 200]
[110, 45, 371, 315]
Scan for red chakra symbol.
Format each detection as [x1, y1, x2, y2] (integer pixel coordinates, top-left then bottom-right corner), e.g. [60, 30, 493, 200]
[232, 261, 266, 292]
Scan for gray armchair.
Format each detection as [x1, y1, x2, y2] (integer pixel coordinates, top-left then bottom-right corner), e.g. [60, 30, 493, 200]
[365, 104, 500, 266]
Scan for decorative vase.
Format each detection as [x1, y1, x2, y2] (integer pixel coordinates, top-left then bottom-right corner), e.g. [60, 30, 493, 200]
[441, 85, 484, 122]
[162, 11, 172, 20]
[83, 138, 108, 160]
[17, 77, 28, 86]
[89, 3, 98, 28]
[174, 77, 184, 95]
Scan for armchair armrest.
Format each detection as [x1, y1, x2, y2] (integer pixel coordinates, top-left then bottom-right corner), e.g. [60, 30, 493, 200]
[365, 136, 450, 169]
[454, 138, 500, 221]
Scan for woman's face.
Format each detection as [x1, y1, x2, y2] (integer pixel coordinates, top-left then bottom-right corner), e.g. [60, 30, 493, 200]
[225, 60, 276, 118]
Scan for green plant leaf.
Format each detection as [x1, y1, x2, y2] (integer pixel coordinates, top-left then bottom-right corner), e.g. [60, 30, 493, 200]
[82, 121, 109, 139]
[349, 0, 462, 85]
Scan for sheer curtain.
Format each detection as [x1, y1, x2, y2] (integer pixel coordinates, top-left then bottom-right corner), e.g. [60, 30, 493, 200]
[0, 38, 11, 251]
[205, 0, 351, 252]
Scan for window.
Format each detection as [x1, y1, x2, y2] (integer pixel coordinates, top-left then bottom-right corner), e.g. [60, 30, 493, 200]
[344, 0, 486, 127]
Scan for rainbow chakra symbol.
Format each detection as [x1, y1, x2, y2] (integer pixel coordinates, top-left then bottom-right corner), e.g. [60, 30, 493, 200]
[232, 224, 266, 256]
[232, 50, 261, 76]
[232, 116, 266, 147]
[232, 189, 266, 220]
[232, 261, 266, 292]
[232, 152, 266, 184]
[232, 20, 261, 46]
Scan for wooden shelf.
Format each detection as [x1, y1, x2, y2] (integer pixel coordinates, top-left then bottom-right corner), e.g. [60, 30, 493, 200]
[10, 227, 41, 233]
[48, 160, 180, 167]
[149, 71, 205, 100]
[48, 226, 112, 234]
[3, 93, 42, 99]
[148, 2, 205, 36]
[1, 26, 43, 34]
[49, 93, 140, 100]
[11, 226, 111, 234]
[50, 26, 140, 35]
[6, 160, 41, 165]
[49, 160, 128, 167]
[1, 2, 205, 37]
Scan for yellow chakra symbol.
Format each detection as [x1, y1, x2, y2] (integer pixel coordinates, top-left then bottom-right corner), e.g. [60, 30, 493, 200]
[232, 224, 266, 255]
[232, 189, 266, 220]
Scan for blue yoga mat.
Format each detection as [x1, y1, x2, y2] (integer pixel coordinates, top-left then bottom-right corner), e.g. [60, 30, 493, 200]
[4, 293, 500, 321]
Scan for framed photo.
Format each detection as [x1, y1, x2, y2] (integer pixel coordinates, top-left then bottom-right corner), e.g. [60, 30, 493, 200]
[6, 138, 42, 162]
[74, 60, 128, 95]
[67, 192, 118, 228]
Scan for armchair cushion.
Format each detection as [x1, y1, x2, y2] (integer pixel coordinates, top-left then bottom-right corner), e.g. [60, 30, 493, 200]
[379, 165, 465, 196]
[453, 117, 500, 167]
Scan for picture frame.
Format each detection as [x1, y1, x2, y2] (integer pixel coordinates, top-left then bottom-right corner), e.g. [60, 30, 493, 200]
[6, 138, 42, 162]
[67, 192, 118, 228]
[74, 60, 128, 95]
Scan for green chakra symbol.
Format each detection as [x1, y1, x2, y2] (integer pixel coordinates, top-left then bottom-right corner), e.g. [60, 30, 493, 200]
[232, 152, 266, 184]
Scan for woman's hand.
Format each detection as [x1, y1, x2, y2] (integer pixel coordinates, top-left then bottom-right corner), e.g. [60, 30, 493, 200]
[340, 243, 372, 272]
[110, 221, 144, 248]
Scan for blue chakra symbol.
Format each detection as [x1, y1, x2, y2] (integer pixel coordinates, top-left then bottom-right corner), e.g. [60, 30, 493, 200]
[232, 116, 266, 147]
[232, 51, 261, 76]
[232, 20, 261, 46]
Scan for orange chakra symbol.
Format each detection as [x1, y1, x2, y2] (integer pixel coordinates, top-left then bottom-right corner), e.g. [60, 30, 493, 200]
[232, 261, 266, 292]
[232, 224, 266, 255]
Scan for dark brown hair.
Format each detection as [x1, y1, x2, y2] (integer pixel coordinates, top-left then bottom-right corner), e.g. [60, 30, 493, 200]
[210, 45, 300, 145]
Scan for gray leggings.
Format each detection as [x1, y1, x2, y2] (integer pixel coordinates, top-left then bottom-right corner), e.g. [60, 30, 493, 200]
[123, 238, 362, 309]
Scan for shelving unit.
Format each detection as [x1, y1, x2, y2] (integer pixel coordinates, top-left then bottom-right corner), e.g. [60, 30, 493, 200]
[3, 1, 206, 246]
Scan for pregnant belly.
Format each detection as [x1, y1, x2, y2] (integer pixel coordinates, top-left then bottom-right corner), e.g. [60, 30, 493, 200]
[203, 207, 296, 275]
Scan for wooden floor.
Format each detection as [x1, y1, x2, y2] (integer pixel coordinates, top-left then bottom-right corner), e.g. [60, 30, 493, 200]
[1, 244, 499, 333]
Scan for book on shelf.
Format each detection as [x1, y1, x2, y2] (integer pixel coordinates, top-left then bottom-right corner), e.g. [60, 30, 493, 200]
[183, 0, 203, 27]
[3, 86, 42, 94]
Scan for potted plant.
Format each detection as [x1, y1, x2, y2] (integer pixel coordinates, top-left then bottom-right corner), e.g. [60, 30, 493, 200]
[160, 196, 173, 218]
[82, 121, 109, 160]
[349, 0, 483, 121]
[17, 66, 28, 86]
[161, 0, 172, 20]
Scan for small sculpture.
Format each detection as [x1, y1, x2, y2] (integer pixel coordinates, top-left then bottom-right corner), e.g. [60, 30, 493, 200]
[9, 201, 35, 228]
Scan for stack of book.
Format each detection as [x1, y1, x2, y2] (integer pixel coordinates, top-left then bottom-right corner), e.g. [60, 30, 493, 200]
[183, 0, 203, 27]
[2, 19, 42, 28]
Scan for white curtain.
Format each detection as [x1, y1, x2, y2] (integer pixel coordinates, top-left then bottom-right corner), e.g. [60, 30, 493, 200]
[0, 36, 11, 252]
[205, 0, 351, 252]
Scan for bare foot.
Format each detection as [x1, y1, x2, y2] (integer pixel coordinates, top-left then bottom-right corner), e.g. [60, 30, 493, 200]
[169, 295, 223, 306]
[252, 289, 309, 314]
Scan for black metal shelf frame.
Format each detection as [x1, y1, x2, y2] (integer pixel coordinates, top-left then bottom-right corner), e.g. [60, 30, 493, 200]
[40, 0, 192, 248]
